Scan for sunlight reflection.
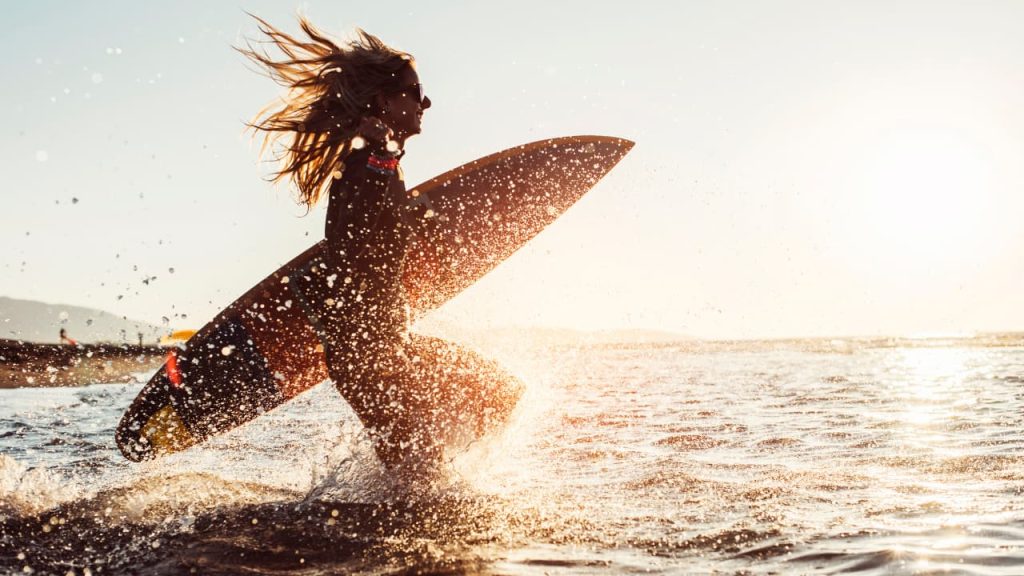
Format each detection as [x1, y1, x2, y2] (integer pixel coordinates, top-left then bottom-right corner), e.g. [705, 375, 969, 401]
[877, 347, 989, 533]
[891, 348, 972, 429]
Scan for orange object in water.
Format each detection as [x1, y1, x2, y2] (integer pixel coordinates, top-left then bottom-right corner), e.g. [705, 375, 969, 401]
[165, 350, 182, 387]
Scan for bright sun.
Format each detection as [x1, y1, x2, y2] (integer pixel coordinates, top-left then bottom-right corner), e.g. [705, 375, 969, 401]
[841, 127, 994, 280]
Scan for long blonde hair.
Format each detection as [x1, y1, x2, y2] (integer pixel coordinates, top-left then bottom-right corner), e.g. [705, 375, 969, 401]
[238, 15, 413, 208]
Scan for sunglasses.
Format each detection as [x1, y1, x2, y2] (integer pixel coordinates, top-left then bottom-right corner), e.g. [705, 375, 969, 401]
[390, 82, 426, 104]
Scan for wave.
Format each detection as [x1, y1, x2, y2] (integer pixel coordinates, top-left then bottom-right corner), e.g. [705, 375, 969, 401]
[0, 455, 529, 576]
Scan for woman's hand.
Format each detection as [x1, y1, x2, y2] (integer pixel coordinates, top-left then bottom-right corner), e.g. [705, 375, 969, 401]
[356, 116, 394, 150]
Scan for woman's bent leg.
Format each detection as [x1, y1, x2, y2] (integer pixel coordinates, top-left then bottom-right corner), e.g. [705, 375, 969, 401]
[325, 331, 523, 469]
[397, 334, 524, 450]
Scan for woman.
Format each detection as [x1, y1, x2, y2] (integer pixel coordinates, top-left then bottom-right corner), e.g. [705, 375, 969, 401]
[240, 17, 521, 471]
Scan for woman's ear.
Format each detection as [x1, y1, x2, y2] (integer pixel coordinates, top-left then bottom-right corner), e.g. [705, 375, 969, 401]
[372, 93, 388, 116]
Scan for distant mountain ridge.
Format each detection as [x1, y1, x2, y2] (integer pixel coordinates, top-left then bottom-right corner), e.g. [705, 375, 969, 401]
[414, 317, 692, 346]
[0, 296, 166, 345]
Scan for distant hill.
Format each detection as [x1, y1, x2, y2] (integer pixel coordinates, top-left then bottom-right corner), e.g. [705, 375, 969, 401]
[413, 317, 692, 347]
[0, 296, 167, 345]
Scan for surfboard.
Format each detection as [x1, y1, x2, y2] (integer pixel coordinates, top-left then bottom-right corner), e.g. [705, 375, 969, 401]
[116, 135, 634, 461]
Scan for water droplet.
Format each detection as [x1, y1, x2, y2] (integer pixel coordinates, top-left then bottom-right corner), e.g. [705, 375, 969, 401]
[91, 73, 103, 84]
[221, 345, 235, 356]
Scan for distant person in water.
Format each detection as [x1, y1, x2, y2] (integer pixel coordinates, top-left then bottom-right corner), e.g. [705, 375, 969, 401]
[240, 16, 520, 471]
[59, 328, 77, 346]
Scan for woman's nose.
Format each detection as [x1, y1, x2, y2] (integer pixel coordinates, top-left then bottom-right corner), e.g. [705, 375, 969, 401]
[421, 95, 431, 110]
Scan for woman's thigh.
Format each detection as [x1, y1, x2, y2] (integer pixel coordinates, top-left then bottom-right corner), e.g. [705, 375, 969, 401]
[399, 334, 523, 440]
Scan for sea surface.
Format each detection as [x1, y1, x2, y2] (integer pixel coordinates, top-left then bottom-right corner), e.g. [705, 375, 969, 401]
[1, 334, 1022, 575]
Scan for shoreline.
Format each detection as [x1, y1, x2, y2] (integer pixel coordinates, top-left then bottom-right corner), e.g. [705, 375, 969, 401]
[0, 338, 165, 389]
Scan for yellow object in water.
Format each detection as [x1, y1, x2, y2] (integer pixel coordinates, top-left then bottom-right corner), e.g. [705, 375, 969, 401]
[141, 405, 196, 454]
[159, 330, 197, 346]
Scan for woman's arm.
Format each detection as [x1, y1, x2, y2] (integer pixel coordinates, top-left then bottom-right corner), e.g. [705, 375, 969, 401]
[324, 147, 395, 261]
[324, 116, 402, 259]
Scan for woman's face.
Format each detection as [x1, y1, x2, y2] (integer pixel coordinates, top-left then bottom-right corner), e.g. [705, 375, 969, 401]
[378, 64, 431, 142]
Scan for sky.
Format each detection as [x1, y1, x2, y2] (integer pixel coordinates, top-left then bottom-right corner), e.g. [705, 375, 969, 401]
[2, 0, 1023, 340]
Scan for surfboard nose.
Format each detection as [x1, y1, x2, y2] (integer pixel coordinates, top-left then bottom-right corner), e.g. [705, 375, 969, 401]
[115, 362, 176, 462]
[116, 410, 154, 462]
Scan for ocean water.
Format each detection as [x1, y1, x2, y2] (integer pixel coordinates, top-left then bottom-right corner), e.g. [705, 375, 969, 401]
[1, 334, 1022, 575]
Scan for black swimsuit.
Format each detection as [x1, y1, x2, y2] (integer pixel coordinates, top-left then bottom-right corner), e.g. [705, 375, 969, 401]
[319, 147, 437, 464]
[323, 147, 415, 349]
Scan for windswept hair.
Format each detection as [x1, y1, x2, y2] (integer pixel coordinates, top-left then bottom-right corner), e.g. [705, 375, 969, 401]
[238, 15, 413, 208]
